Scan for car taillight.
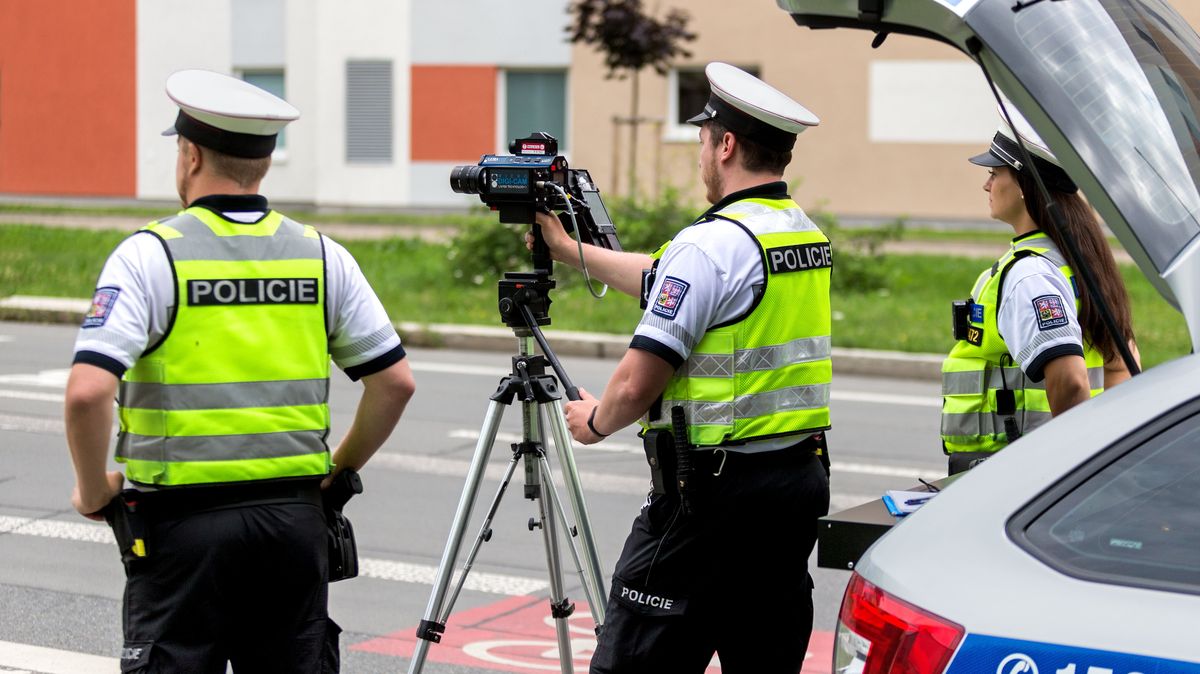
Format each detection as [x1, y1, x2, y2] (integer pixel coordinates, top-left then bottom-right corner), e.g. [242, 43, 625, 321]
[833, 572, 964, 674]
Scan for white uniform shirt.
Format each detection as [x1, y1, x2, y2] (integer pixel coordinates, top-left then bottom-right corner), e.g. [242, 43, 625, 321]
[997, 254, 1085, 382]
[631, 183, 814, 451]
[73, 201, 402, 380]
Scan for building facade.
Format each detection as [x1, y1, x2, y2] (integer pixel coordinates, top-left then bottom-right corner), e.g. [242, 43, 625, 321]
[1, 0, 1196, 222]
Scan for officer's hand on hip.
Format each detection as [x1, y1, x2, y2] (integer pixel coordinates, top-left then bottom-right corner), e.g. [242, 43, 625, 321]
[72, 470, 124, 521]
[565, 388, 603, 445]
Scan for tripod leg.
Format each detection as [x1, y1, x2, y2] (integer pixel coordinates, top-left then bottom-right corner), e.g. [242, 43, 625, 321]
[408, 400, 508, 674]
[532, 452, 577, 674]
[543, 400, 609, 627]
[538, 454, 601, 614]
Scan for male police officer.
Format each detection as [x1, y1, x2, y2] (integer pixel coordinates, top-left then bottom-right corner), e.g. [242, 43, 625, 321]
[532, 62, 832, 673]
[64, 70, 416, 672]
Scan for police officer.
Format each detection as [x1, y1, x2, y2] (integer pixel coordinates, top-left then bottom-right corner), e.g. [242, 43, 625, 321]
[64, 70, 416, 672]
[533, 62, 831, 673]
[942, 108, 1138, 474]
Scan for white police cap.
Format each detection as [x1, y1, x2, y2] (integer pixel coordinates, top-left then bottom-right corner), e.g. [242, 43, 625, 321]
[969, 104, 1076, 193]
[686, 62, 819, 152]
[162, 69, 299, 159]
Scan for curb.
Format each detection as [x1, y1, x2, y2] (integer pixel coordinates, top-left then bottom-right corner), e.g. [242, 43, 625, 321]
[1, 295, 944, 381]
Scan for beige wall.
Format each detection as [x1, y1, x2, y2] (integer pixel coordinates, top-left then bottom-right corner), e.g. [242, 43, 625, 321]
[567, 1, 1200, 223]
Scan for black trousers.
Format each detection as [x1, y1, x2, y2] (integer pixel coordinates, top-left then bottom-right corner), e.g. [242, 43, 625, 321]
[118, 498, 338, 673]
[590, 450, 830, 674]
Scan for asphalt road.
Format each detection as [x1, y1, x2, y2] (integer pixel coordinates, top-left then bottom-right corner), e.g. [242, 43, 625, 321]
[0, 321, 943, 673]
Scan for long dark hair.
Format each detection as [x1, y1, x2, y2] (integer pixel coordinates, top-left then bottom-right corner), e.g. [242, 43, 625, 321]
[1014, 169, 1135, 362]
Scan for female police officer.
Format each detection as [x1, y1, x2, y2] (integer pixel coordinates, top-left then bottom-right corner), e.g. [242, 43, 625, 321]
[942, 108, 1139, 474]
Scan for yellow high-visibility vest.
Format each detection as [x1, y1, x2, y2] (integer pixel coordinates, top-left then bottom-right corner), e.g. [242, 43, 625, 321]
[117, 206, 332, 486]
[643, 197, 833, 447]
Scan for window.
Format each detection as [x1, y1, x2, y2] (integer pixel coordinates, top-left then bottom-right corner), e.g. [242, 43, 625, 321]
[666, 65, 759, 142]
[505, 70, 567, 151]
[346, 60, 393, 163]
[1015, 404, 1200, 594]
[240, 70, 287, 151]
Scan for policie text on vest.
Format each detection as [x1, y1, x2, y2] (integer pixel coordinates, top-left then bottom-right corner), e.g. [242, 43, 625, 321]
[187, 278, 319, 306]
[767, 242, 832, 274]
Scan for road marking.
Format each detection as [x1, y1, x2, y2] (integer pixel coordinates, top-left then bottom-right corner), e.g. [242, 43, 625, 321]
[0, 389, 63, 403]
[410, 361, 936, 407]
[368, 452, 650, 495]
[0, 640, 118, 673]
[832, 390, 939, 408]
[0, 369, 70, 387]
[830, 460, 942, 480]
[449, 429, 641, 454]
[0, 413, 64, 434]
[445, 430, 942, 479]
[0, 515, 547, 597]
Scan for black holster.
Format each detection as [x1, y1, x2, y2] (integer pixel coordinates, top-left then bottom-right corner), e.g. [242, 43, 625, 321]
[641, 429, 675, 496]
[103, 490, 148, 564]
[323, 469, 363, 583]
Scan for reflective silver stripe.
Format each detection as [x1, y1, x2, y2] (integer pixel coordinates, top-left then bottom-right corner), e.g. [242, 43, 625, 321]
[117, 429, 327, 462]
[943, 370, 985, 396]
[720, 203, 821, 234]
[682, 353, 733, 378]
[331, 324, 399, 361]
[685, 336, 832, 379]
[1088, 366, 1104, 389]
[1015, 326, 1080, 365]
[663, 383, 831, 425]
[941, 411, 981, 437]
[158, 214, 322, 262]
[942, 409, 1054, 438]
[988, 366, 1040, 391]
[120, 379, 329, 411]
[169, 236, 322, 262]
[735, 335, 830, 371]
[638, 313, 698, 351]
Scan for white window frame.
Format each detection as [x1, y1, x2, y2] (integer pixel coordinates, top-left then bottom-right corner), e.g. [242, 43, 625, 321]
[664, 66, 707, 144]
[497, 67, 571, 156]
[235, 68, 288, 163]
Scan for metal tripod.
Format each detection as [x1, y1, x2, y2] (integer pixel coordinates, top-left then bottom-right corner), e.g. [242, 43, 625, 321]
[407, 329, 608, 673]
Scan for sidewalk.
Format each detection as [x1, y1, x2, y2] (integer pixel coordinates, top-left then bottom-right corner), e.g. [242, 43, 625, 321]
[0, 295, 944, 381]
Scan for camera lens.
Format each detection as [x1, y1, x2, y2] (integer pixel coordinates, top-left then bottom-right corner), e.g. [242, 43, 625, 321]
[450, 165, 486, 194]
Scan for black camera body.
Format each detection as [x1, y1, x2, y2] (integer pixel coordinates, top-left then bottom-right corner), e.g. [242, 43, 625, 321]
[450, 132, 622, 255]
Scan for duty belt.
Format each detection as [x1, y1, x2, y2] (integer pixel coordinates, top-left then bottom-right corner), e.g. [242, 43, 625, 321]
[130, 478, 324, 519]
[642, 432, 825, 497]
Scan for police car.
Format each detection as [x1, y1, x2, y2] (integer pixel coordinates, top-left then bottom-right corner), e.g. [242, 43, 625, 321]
[774, 0, 1200, 672]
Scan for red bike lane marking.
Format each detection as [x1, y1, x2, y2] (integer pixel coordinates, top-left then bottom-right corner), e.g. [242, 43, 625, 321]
[353, 596, 833, 673]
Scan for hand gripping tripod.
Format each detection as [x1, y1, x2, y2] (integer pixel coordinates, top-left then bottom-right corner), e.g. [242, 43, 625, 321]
[407, 269, 608, 674]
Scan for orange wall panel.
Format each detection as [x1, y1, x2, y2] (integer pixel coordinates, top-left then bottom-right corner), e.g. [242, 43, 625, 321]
[411, 65, 496, 162]
[0, 0, 136, 196]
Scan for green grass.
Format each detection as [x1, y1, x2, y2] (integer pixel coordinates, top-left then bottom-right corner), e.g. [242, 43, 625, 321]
[1, 224, 1189, 369]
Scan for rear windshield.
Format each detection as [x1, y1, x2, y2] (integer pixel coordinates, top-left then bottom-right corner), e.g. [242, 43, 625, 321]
[968, 0, 1200, 272]
[1020, 412, 1200, 594]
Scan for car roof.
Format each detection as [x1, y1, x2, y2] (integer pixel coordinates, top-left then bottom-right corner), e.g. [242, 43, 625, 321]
[777, 0, 1200, 351]
[855, 352, 1200, 658]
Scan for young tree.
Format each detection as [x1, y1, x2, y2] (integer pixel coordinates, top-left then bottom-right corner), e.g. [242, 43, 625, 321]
[568, 0, 696, 197]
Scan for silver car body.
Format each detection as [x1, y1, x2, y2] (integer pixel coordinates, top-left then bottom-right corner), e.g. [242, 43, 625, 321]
[775, 0, 1200, 668]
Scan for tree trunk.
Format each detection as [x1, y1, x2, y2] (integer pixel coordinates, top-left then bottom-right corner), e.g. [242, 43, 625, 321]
[628, 70, 639, 198]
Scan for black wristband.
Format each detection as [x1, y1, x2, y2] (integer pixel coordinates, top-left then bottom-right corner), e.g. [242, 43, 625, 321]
[587, 407, 609, 438]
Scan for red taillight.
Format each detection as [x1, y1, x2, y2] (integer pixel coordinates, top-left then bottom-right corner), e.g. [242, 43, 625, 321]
[833, 572, 965, 674]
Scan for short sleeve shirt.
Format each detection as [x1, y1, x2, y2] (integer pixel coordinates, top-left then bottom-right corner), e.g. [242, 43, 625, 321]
[630, 183, 814, 452]
[997, 252, 1085, 382]
[630, 183, 791, 367]
[72, 195, 404, 381]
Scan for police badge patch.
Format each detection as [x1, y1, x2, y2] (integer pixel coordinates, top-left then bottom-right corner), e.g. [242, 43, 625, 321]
[83, 287, 121, 328]
[651, 276, 689, 320]
[1032, 294, 1069, 330]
